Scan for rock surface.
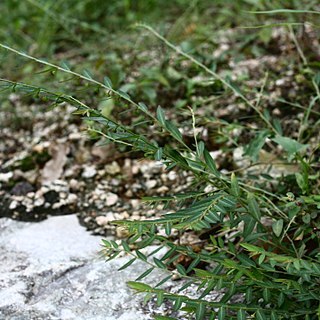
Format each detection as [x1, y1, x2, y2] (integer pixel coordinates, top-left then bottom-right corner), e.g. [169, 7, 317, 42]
[0, 215, 157, 320]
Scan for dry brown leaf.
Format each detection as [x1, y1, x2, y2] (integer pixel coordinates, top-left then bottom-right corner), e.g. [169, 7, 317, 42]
[41, 143, 69, 184]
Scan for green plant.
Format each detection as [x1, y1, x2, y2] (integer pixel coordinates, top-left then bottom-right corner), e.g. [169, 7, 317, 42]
[1, 3, 320, 319]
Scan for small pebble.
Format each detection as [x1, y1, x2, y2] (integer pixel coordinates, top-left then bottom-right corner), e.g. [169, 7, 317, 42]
[106, 192, 119, 206]
[9, 200, 18, 210]
[96, 216, 109, 226]
[130, 199, 140, 208]
[145, 180, 157, 189]
[67, 193, 78, 204]
[0, 172, 13, 183]
[69, 132, 82, 140]
[157, 186, 169, 193]
[82, 166, 97, 179]
[105, 161, 121, 175]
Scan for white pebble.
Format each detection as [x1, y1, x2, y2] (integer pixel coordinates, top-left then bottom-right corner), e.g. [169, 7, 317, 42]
[0, 172, 13, 183]
[67, 193, 78, 204]
[9, 200, 18, 210]
[145, 180, 157, 189]
[96, 216, 109, 226]
[34, 198, 45, 207]
[106, 192, 119, 206]
[168, 171, 177, 181]
[82, 166, 97, 179]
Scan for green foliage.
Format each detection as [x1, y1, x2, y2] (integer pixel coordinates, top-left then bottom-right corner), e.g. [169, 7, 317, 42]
[1, 1, 320, 319]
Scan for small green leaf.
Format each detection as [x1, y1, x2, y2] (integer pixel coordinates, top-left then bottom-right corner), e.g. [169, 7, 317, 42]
[240, 243, 263, 253]
[263, 288, 270, 302]
[155, 148, 163, 161]
[272, 135, 308, 157]
[197, 141, 205, 157]
[165, 147, 189, 169]
[244, 130, 269, 161]
[217, 237, 224, 248]
[218, 196, 236, 209]
[138, 102, 148, 112]
[256, 309, 267, 320]
[237, 309, 246, 320]
[154, 316, 176, 320]
[246, 287, 252, 303]
[155, 275, 172, 288]
[295, 172, 309, 194]
[302, 213, 311, 224]
[127, 281, 152, 291]
[216, 278, 224, 290]
[173, 296, 183, 311]
[176, 264, 187, 275]
[209, 311, 217, 320]
[272, 219, 284, 237]
[161, 246, 176, 261]
[153, 258, 167, 269]
[156, 291, 164, 307]
[157, 106, 166, 126]
[186, 256, 201, 273]
[258, 254, 265, 265]
[203, 149, 220, 177]
[118, 258, 136, 271]
[101, 239, 111, 247]
[273, 118, 283, 135]
[242, 216, 256, 239]
[83, 69, 93, 79]
[135, 250, 147, 262]
[293, 259, 301, 270]
[237, 253, 256, 267]
[204, 210, 220, 223]
[98, 97, 114, 117]
[199, 279, 216, 299]
[218, 306, 226, 320]
[278, 292, 285, 307]
[165, 222, 172, 236]
[313, 72, 320, 85]
[143, 292, 153, 304]
[110, 240, 119, 248]
[231, 173, 240, 197]
[220, 282, 236, 303]
[195, 302, 206, 320]
[165, 120, 183, 141]
[177, 280, 193, 292]
[271, 311, 278, 320]
[117, 90, 131, 100]
[135, 267, 154, 281]
[104, 76, 113, 88]
[247, 193, 261, 221]
[61, 60, 70, 70]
